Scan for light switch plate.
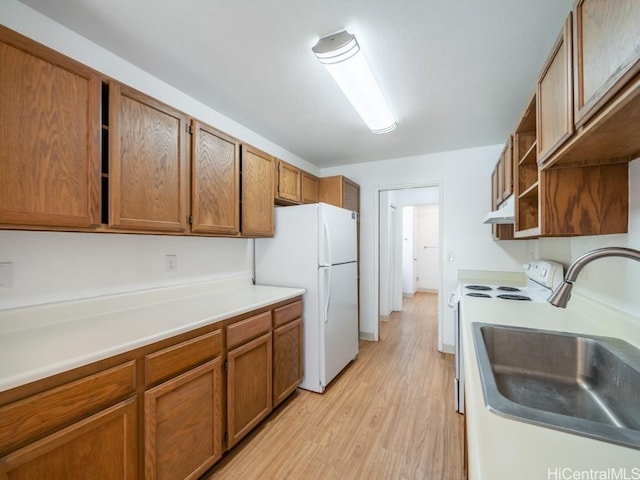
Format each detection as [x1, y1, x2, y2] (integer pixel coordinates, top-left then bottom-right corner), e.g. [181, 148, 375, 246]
[0, 262, 14, 288]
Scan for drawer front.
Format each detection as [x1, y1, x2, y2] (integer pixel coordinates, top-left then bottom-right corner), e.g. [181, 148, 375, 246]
[0, 361, 136, 455]
[273, 300, 303, 328]
[145, 329, 222, 387]
[227, 311, 272, 350]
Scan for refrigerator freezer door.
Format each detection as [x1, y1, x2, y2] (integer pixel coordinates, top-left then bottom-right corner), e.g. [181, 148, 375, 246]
[319, 262, 358, 388]
[318, 203, 357, 266]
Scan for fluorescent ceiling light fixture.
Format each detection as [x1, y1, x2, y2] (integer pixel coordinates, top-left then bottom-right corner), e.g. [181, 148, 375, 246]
[312, 31, 397, 134]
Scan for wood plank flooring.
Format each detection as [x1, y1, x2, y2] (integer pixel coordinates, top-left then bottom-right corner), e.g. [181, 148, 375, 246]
[203, 292, 464, 480]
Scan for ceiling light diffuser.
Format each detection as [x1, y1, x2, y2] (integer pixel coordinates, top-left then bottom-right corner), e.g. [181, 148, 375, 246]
[312, 31, 397, 134]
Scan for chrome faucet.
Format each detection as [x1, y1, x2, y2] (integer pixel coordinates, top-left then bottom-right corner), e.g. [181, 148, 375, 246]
[548, 247, 640, 308]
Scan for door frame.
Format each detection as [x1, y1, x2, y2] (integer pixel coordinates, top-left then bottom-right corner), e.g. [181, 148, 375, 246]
[374, 181, 444, 351]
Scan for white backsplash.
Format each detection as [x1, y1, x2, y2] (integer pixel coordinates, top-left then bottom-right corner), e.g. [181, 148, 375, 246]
[0, 231, 253, 310]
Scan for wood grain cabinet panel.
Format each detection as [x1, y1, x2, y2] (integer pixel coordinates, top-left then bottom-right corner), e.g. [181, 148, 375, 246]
[0, 361, 136, 456]
[301, 172, 320, 204]
[109, 83, 188, 232]
[537, 15, 574, 164]
[319, 175, 360, 213]
[227, 332, 273, 448]
[226, 311, 272, 350]
[573, 0, 640, 126]
[144, 358, 223, 480]
[0, 398, 137, 480]
[275, 160, 302, 205]
[191, 121, 240, 235]
[145, 330, 222, 387]
[273, 300, 302, 329]
[0, 27, 101, 228]
[240, 145, 274, 237]
[273, 318, 302, 407]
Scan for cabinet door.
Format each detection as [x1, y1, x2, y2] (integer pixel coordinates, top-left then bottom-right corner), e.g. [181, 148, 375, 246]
[191, 121, 239, 235]
[0, 27, 100, 228]
[109, 83, 188, 232]
[342, 178, 360, 213]
[537, 15, 574, 164]
[273, 318, 303, 406]
[241, 145, 274, 237]
[144, 358, 223, 480]
[502, 138, 513, 200]
[301, 172, 319, 204]
[0, 398, 136, 480]
[227, 332, 272, 448]
[276, 160, 301, 204]
[574, 0, 640, 126]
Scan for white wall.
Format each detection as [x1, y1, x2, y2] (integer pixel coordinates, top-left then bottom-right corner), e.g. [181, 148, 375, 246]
[378, 192, 391, 317]
[322, 144, 528, 349]
[0, 1, 314, 309]
[0, 231, 253, 309]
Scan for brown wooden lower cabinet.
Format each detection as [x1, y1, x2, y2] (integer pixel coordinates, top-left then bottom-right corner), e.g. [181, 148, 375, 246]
[226, 332, 273, 448]
[144, 358, 223, 480]
[0, 296, 302, 479]
[273, 318, 303, 406]
[0, 398, 137, 480]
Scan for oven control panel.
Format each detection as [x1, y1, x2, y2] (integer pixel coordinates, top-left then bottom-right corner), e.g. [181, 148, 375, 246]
[523, 260, 564, 289]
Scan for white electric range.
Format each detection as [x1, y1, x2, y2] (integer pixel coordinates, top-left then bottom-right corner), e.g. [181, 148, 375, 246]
[449, 260, 564, 413]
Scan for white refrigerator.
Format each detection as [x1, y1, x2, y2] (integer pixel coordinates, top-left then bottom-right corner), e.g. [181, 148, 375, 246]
[255, 202, 358, 393]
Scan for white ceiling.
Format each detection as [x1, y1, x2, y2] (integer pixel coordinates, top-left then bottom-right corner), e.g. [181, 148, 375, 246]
[19, 0, 573, 168]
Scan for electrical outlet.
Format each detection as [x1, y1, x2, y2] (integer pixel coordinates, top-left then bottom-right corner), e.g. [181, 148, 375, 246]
[0, 262, 14, 288]
[165, 255, 177, 273]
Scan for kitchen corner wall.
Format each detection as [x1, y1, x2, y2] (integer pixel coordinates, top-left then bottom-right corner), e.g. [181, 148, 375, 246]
[322, 144, 528, 349]
[528, 158, 640, 319]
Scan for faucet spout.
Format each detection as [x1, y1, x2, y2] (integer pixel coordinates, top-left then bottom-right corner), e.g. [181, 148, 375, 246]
[548, 247, 640, 308]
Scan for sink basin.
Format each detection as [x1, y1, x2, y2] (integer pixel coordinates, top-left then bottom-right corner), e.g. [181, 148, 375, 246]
[472, 323, 640, 449]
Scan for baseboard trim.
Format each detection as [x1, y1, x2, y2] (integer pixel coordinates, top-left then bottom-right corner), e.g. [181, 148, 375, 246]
[359, 332, 377, 341]
[440, 343, 454, 354]
[379, 314, 391, 322]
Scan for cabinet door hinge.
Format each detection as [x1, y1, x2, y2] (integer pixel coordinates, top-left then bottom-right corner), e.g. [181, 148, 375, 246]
[187, 214, 193, 225]
[187, 124, 193, 134]
[224, 360, 228, 371]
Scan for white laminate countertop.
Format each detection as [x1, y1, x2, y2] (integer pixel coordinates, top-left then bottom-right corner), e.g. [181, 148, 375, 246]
[0, 275, 304, 393]
[462, 291, 640, 479]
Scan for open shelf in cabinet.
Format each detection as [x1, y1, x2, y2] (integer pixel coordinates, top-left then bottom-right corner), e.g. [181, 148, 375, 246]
[513, 92, 540, 237]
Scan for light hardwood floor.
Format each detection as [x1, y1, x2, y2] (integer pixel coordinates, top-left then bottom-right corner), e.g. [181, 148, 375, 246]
[204, 292, 464, 480]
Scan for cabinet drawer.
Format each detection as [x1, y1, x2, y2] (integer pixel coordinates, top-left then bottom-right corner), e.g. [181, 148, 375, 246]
[0, 361, 136, 455]
[227, 311, 272, 350]
[145, 329, 222, 387]
[273, 300, 303, 328]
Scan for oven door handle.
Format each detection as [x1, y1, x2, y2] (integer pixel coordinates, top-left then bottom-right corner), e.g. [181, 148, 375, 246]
[447, 292, 457, 308]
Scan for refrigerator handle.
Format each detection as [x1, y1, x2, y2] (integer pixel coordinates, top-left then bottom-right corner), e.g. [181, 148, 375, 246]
[321, 212, 332, 267]
[323, 267, 331, 323]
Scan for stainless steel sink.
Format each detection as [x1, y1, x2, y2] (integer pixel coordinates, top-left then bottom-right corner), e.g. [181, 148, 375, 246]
[472, 323, 640, 449]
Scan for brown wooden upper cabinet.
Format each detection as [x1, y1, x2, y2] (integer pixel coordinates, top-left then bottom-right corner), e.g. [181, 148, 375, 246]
[537, 15, 574, 164]
[0, 27, 101, 228]
[275, 160, 302, 205]
[241, 145, 274, 237]
[191, 120, 240, 235]
[301, 172, 320, 204]
[319, 175, 360, 213]
[573, 0, 640, 127]
[109, 84, 189, 232]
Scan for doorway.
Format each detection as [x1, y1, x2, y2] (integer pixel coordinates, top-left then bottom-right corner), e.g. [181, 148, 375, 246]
[377, 185, 442, 346]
